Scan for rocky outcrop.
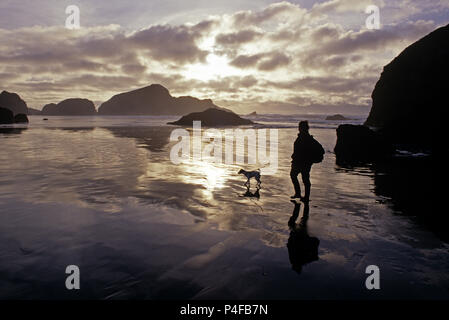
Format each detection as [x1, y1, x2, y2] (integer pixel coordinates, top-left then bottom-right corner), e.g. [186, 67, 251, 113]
[365, 24, 449, 151]
[246, 111, 258, 116]
[0, 91, 28, 115]
[334, 124, 394, 163]
[41, 103, 57, 115]
[98, 84, 221, 115]
[42, 99, 96, 115]
[168, 108, 254, 126]
[335, 24, 448, 162]
[0, 107, 14, 124]
[14, 114, 29, 123]
[326, 114, 348, 121]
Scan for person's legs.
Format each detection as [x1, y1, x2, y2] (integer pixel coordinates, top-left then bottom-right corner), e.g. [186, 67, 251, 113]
[301, 167, 311, 201]
[290, 166, 301, 197]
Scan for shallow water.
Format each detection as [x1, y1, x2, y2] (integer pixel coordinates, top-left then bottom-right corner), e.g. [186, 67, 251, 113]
[0, 116, 447, 299]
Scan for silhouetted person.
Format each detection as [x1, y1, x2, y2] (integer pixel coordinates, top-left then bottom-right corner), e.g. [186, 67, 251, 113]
[290, 120, 324, 202]
[287, 200, 319, 274]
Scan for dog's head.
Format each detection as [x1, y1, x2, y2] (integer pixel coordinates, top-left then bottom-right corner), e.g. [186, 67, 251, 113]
[238, 169, 244, 174]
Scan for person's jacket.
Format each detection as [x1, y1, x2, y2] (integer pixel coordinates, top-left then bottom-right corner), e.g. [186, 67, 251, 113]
[291, 132, 315, 167]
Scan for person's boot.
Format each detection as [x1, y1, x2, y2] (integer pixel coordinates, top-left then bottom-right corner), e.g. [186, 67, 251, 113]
[301, 183, 311, 202]
[290, 185, 302, 199]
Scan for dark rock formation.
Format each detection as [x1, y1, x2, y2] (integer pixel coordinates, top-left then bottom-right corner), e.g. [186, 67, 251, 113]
[42, 99, 96, 115]
[326, 114, 348, 121]
[0, 107, 14, 124]
[41, 103, 58, 115]
[0, 127, 27, 134]
[98, 84, 222, 115]
[28, 108, 42, 115]
[0, 91, 28, 115]
[334, 124, 394, 163]
[365, 24, 449, 151]
[168, 108, 254, 126]
[14, 113, 29, 123]
[246, 111, 258, 116]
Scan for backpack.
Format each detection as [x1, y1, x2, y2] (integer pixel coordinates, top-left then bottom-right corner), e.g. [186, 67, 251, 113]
[310, 136, 325, 164]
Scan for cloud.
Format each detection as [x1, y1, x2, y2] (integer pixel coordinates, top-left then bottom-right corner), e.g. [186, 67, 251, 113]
[311, 0, 385, 14]
[266, 75, 378, 94]
[229, 53, 265, 68]
[257, 52, 291, 71]
[231, 1, 302, 27]
[229, 51, 291, 71]
[128, 23, 209, 63]
[0, 1, 444, 113]
[319, 20, 436, 55]
[215, 29, 262, 45]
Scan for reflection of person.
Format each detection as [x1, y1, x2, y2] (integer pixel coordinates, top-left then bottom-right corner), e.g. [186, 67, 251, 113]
[287, 200, 319, 274]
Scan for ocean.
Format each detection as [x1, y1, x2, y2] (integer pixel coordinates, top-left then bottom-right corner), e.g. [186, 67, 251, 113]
[0, 114, 447, 299]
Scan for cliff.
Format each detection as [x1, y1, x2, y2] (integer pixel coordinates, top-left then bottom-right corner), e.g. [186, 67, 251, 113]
[365, 24, 449, 150]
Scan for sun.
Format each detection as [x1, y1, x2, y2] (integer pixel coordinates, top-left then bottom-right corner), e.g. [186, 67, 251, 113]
[182, 53, 245, 81]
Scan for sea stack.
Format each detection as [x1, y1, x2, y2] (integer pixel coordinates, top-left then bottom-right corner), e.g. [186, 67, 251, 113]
[42, 99, 96, 115]
[0, 91, 28, 115]
[168, 108, 254, 126]
[0, 107, 14, 124]
[326, 114, 348, 121]
[14, 114, 29, 123]
[98, 84, 221, 115]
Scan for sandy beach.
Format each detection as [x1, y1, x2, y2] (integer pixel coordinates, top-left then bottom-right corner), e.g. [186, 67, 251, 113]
[0, 115, 446, 299]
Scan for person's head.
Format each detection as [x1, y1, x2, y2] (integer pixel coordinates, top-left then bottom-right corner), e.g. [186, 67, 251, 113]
[298, 121, 309, 133]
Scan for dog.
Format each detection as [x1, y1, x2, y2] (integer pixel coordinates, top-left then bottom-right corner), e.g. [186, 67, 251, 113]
[238, 169, 261, 187]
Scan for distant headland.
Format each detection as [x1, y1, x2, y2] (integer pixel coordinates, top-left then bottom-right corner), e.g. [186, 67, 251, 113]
[0, 84, 228, 118]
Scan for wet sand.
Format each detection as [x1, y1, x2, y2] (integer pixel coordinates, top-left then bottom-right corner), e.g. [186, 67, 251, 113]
[0, 116, 447, 299]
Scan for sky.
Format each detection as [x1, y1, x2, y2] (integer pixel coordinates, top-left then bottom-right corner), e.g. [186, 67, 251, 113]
[0, 0, 448, 114]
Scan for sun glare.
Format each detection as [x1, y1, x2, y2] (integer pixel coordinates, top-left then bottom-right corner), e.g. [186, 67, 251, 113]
[182, 53, 245, 81]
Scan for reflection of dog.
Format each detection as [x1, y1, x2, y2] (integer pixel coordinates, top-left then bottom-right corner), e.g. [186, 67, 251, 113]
[242, 185, 260, 199]
[238, 169, 261, 187]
